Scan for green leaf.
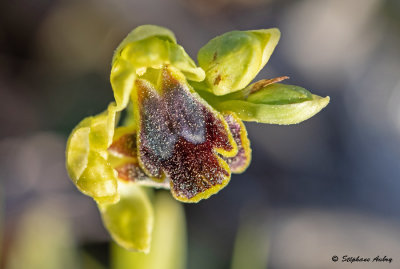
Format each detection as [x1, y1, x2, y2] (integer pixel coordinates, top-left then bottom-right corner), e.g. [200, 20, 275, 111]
[198, 28, 280, 95]
[111, 191, 187, 269]
[99, 183, 154, 253]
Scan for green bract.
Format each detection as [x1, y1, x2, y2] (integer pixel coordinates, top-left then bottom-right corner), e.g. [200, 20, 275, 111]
[112, 191, 186, 269]
[99, 182, 153, 252]
[66, 24, 329, 253]
[198, 83, 330, 124]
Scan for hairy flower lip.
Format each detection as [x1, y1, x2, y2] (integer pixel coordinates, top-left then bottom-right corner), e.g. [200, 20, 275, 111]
[107, 64, 252, 202]
[107, 112, 251, 195]
[133, 65, 239, 202]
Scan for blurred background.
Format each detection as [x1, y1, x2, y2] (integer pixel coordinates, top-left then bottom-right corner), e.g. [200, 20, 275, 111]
[1, 0, 400, 268]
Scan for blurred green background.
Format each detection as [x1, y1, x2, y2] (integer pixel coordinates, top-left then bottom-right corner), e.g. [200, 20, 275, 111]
[1, 0, 400, 268]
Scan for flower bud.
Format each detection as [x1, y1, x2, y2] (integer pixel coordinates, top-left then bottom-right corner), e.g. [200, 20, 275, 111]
[204, 83, 330, 124]
[197, 28, 280, 95]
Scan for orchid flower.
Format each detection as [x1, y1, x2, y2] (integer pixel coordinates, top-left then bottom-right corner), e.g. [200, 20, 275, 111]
[66, 25, 329, 252]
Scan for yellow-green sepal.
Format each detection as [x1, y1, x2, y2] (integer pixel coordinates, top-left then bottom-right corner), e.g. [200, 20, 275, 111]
[111, 25, 205, 82]
[110, 59, 136, 111]
[117, 37, 204, 82]
[197, 28, 280, 95]
[66, 103, 120, 204]
[88, 104, 118, 151]
[198, 83, 329, 125]
[112, 25, 177, 66]
[98, 182, 154, 253]
[66, 117, 91, 183]
[77, 151, 119, 204]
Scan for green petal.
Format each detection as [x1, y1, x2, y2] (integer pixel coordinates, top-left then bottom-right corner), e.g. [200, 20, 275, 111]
[99, 182, 154, 253]
[66, 103, 120, 204]
[198, 28, 280, 95]
[111, 191, 187, 269]
[216, 94, 330, 125]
